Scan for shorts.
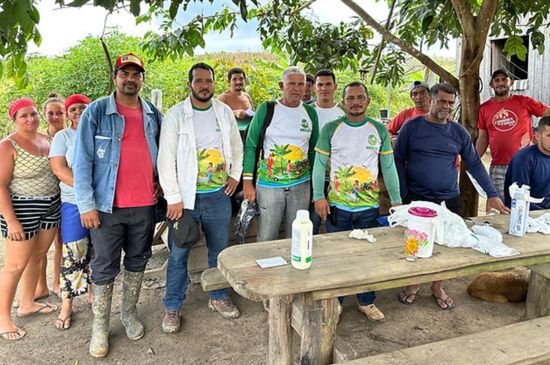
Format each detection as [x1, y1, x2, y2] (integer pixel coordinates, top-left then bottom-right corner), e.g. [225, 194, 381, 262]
[489, 164, 507, 201]
[0, 194, 61, 240]
[60, 202, 89, 242]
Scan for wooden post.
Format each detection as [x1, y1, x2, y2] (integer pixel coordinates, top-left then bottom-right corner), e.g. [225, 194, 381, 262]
[526, 263, 550, 319]
[299, 294, 339, 365]
[268, 295, 293, 365]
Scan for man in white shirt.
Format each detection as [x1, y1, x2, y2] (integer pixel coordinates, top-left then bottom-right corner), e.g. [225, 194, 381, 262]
[311, 69, 344, 233]
[157, 63, 243, 333]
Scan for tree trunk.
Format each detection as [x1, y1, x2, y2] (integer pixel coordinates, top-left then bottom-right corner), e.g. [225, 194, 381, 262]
[457, 36, 483, 217]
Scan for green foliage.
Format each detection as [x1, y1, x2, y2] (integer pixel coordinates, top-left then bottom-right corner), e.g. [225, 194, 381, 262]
[0, 33, 424, 138]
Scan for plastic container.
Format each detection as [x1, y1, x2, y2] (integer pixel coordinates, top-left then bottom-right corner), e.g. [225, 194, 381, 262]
[509, 184, 530, 237]
[404, 207, 440, 261]
[291, 210, 313, 270]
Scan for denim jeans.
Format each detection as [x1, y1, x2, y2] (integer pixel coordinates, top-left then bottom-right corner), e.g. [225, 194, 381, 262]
[326, 206, 379, 306]
[163, 190, 231, 311]
[256, 181, 310, 242]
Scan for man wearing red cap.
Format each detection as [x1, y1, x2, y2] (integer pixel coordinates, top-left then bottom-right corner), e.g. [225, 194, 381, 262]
[73, 53, 163, 358]
[476, 69, 550, 200]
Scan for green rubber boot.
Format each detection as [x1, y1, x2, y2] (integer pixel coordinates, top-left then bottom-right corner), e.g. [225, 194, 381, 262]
[121, 270, 145, 340]
[89, 283, 113, 358]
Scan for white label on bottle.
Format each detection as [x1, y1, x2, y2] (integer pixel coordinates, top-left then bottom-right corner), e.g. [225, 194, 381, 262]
[292, 225, 312, 263]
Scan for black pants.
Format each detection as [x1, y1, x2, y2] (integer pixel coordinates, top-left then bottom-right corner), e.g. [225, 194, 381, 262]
[404, 191, 460, 215]
[90, 205, 155, 285]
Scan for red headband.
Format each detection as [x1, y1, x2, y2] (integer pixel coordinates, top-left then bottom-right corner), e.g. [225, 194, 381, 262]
[65, 94, 91, 110]
[8, 98, 37, 118]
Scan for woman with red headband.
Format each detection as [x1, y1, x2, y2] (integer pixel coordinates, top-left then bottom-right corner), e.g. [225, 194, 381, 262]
[49, 94, 92, 330]
[0, 98, 61, 341]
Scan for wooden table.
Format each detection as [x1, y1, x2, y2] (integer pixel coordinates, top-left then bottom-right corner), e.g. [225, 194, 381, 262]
[217, 211, 550, 365]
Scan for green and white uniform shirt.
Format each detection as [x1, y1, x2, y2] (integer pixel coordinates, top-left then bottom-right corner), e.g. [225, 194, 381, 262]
[314, 103, 344, 182]
[193, 106, 228, 193]
[315, 117, 393, 211]
[314, 102, 345, 131]
[257, 101, 314, 187]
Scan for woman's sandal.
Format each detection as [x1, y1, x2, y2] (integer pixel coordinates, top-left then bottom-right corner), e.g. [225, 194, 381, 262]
[54, 314, 72, 330]
[0, 327, 26, 341]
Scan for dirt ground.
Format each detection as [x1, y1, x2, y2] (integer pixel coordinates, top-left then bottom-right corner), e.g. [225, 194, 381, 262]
[1, 152, 528, 365]
[0, 236, 527, 365]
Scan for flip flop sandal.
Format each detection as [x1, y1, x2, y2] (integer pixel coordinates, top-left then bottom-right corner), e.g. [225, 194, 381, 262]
[398, 288, 419, 304]
[54, 315, 72, 330]
[432, 294, 456, 310]
[0, 327, 26, 341]
[12, 292, 51, 308]
[17, 302, 58, 317]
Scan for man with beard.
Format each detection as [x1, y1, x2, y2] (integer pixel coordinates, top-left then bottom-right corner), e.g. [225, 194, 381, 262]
[476, 69, 550, 200]
[73, 53, 163, 357]
[217, 68, 254, 124]
[157, 63, 243, 333]
[313, 81, 401, 321]
[394, 83, 509, 310]
[387, 80, 431, 138]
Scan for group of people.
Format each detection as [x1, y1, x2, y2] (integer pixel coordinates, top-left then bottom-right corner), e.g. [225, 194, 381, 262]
[0, 52, 549, 361]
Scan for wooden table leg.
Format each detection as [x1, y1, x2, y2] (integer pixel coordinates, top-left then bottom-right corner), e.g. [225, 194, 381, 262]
[268, 295, 293, 365]
[299, 294, 339, 365]
[526, 263, 550, 319]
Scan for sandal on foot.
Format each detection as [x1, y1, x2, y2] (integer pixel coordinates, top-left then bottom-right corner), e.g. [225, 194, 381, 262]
[0, 327, 26, 341]
[398, 288, 419, 304]
[432, 294, 455, 310]
[54, 315, 72, 330]
[17, 302, 58, 317]
[12, 292, 51, 308]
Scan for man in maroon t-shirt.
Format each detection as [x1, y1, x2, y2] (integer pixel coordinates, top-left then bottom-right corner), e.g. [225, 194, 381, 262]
[476, 69, 550, 200]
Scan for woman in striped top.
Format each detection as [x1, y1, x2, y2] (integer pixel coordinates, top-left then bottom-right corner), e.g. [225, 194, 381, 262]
[0, 98, 61, 341]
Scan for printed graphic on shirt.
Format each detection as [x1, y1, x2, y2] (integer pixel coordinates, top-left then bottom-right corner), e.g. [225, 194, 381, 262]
[492, 108, 519, 132]
[258, 144, 309, 185]
[193, 107, 227, 192]
[257, 102, 313, 187]
[329, 165, 380, 209]
[196, 148, 228, 192]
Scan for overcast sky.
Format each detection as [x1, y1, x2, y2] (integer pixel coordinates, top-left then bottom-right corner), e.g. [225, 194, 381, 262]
[30, 0, 455, 57]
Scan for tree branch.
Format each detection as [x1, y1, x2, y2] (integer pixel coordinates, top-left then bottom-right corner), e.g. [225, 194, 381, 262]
[459, 0, 499, 77]
[340, 0, 459, 90]
[369, 0, 397, 84]
[450, 0, 475, 35]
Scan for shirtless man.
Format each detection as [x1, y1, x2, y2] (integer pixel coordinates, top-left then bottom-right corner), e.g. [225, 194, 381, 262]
[217, 68, 254, 121]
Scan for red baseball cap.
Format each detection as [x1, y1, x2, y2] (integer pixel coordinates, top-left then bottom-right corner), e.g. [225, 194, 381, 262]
[115, 53, 145, 72]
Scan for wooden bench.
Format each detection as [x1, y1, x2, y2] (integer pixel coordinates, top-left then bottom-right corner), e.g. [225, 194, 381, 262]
[201, 268, 231, 291]
[340, 316, 550, 365]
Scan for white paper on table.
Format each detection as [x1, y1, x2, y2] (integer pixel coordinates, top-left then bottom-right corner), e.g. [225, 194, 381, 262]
[256, 256, 288, 268]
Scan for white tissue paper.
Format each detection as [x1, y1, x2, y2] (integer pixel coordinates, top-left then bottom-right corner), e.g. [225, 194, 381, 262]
[348, 229, 376, 242]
